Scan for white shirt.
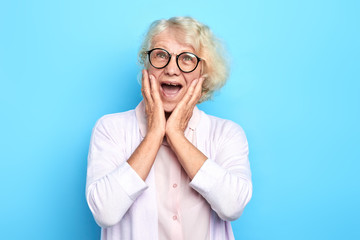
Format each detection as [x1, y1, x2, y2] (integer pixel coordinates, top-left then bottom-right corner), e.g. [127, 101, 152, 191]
[134, 101, 211, 240]
[86, 101, 252, 240]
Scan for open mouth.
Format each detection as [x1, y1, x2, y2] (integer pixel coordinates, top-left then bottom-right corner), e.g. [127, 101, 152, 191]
[161, 82, 183, 97]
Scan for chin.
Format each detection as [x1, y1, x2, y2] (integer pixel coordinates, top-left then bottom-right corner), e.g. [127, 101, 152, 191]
[163, 103, 177, 113]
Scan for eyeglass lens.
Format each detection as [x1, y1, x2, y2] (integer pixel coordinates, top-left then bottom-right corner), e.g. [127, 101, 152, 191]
[149, 49, 199, 72]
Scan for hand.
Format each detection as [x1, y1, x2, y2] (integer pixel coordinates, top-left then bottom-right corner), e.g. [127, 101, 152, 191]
[141, 69, 166, 139]
[165, 77, 205, 137]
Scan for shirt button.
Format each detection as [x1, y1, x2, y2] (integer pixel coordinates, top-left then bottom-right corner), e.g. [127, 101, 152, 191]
[172, 183, 177, 188]
[173, 215, 177, 220]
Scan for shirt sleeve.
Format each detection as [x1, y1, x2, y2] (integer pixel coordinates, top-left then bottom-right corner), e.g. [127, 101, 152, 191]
[85, 116, 148, 228]
[189, 121, 252, 221]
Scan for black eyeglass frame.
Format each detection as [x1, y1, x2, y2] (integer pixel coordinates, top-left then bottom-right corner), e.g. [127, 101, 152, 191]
[146, 48, 202, 73]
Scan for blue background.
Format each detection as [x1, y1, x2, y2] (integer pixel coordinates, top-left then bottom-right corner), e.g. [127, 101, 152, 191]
[1, 0, 359, 239]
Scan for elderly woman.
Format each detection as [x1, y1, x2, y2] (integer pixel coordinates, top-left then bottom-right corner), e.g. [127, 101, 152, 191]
[86, 17, 252, 240]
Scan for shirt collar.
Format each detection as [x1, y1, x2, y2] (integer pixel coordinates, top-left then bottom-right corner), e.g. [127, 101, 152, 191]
[135, 100, 201, 139]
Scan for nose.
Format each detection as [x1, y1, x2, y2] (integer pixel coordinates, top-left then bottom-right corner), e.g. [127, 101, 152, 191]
[164, 54, 180, 76]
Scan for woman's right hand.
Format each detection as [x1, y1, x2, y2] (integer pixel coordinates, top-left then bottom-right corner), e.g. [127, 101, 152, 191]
[124, 70, 165, 181]
[86, 71, 168, 223]
[141, 69, 166, 139]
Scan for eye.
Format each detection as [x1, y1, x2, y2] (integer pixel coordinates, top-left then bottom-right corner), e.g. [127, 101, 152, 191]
[183, 55, 193, 61]
[179, 53, 196, 65]
[155, 51, 168, 59]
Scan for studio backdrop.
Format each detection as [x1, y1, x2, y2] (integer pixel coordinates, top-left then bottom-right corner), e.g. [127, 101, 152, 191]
[1, 0, 359, 239]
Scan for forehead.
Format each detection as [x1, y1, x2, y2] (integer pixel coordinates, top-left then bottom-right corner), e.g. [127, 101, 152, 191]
[151, 28, 195, 53]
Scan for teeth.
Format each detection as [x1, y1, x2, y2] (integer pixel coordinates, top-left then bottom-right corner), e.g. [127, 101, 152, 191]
[165, 83, 179, 87]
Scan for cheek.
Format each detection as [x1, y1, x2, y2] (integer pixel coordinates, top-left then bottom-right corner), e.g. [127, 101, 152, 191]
[184, 70, 202, 85]
[147, 67, 163, 79]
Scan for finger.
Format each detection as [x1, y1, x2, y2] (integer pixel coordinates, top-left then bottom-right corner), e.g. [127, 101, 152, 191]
[141, 69, 148, 89]
[188, 77, 205, 106]
[149, 75, 162, 104]
[178, 78, 198, 108]
[141, 69, 153, 104]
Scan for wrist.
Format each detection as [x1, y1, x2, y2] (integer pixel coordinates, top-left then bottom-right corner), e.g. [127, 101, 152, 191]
[145, 129, 165, 145]
[165, 128, 185, 141]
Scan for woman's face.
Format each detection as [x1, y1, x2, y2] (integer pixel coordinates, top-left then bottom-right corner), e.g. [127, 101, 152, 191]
[147, 28, 202, 113]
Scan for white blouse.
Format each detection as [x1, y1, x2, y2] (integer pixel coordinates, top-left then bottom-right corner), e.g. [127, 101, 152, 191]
[86, 101, 252, 240]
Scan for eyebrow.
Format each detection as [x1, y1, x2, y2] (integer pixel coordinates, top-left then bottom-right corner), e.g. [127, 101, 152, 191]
[154, 47, 196, 55]
[152, 43, 195, 54]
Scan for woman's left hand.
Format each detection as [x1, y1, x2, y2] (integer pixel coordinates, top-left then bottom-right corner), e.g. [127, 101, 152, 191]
[165, 77, 206, 179]
[165, 77, 205, 136]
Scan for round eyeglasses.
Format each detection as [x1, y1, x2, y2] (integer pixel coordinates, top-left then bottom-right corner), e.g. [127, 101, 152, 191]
[146, 48, 202, 73]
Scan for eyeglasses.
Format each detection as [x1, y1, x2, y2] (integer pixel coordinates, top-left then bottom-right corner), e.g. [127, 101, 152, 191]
[146, 48, 202, 73]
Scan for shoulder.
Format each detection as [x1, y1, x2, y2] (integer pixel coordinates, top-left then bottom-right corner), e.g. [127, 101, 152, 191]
[199, 110, 246, 135]
[94, 109, 137, 131]
[198, 110, 247, 145]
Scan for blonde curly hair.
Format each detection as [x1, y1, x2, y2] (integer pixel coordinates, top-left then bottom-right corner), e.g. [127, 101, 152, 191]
[138, 16, 229, 103]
